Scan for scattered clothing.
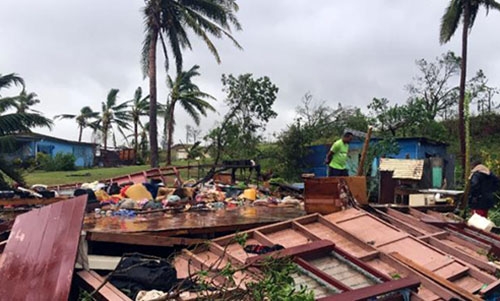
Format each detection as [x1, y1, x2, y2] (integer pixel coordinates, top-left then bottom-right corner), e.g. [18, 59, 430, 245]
[125, 183, 153, 201]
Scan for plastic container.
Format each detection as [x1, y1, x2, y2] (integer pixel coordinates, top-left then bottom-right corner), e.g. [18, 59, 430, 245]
[467, 213, 495, 232]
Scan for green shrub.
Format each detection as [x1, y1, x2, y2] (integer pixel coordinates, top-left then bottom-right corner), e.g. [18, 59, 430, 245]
[37, 152, 76, 171]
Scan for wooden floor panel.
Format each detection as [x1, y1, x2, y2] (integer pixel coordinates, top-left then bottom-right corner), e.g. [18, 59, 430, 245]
[335, 215, 407, 246]
[378, 237, 446, 267]
[264, 228, 310, 247]
[293, 271, 340, 298]
[302, 222, 373, 257]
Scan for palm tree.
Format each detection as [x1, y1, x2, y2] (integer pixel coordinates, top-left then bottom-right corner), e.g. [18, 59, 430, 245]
[54, 106, 100, 142]
[129, 87, 150, 162]
[95, 89, 131, 150]
[440, 0, 500, 179]
[14, 90, 41, 113]
[141, 0, 242, 167]
[165, 65, 215, 165]
[0, 73, 52, 188]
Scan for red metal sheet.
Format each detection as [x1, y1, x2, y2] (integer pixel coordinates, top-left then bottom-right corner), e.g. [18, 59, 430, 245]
[0, 195, 87, 300]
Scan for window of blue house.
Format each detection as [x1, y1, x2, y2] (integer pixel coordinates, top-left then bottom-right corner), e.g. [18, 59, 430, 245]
[37, 145, 54, 156]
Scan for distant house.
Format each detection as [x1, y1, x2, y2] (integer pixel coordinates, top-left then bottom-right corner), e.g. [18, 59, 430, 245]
[4, 133, 97, 167]
[171, 144, 191, 160]
[305, 137, 452, 183]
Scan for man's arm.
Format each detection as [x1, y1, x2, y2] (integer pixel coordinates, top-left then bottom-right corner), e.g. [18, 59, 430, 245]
[325, 151, 333, 165]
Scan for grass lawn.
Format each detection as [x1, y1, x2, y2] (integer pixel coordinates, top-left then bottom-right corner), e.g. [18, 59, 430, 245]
[23, 159, 213, 186]
[24, 165, 151, 186]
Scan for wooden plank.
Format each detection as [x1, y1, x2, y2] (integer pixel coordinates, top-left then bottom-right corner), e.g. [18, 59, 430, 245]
[376, 252, 461, 300]
[385, 208, 443, 234]
[245, 240, 335, 265]
[76, 270, 131, 301]
[426, 237, 497, 274]
[317, 276, 420, 301]
[87, 231, 205, 247]
[0, 196, 87, 301]
[390, 252, 483, 301]
[0, 240, 6, 253]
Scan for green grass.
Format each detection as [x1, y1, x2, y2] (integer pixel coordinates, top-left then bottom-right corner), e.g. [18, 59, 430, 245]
[23, 159, 213, 186]
[24, 165, 151, 186]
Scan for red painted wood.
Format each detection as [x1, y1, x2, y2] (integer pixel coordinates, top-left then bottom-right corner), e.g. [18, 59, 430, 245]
[0, 196, 87, 300]
[245, 240, 335, 265]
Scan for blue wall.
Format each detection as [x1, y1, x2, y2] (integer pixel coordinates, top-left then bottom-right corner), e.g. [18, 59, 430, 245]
[21, 138, 95, 167]
[305, 138, 448, 177]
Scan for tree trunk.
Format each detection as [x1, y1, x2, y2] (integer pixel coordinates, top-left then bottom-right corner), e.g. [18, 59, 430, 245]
[134, 119, 138, 164]
[166, 102, 175, 165]
[148, 28, 159, 167]
[459, 6, 469, 183]
[103, 125, 108, 151]
[78, 126, 83, 143]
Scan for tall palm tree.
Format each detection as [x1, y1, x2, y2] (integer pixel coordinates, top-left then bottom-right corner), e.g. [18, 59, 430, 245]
[440, 0, 500, 179]
[129, 87, 150, 162]
[141, 0, 242, 167]
[95, 89, 131, 150]
[54, 106, 100, 142]
[165, 65, 215, 164]
[0, 73, 51, 188]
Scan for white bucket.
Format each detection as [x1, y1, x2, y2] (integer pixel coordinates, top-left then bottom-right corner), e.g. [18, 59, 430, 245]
[467, 213, 495, 232]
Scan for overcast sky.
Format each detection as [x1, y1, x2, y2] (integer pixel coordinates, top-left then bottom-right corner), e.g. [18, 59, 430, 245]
[1, 0, 500, 145]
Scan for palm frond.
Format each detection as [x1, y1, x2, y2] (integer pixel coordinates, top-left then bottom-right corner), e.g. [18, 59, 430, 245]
[440, 0, 462, 44]
[0, 113, 53, 136]
[0, 73, 25, 91]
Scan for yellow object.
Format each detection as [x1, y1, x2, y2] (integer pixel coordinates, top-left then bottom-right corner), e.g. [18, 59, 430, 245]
[125, 183, 153, 201]
[243, 188, 257, 201]
[95, 190, 111, 201]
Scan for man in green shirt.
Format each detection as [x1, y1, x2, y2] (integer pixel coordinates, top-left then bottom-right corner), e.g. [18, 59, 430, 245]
[325, 132, 353, 177]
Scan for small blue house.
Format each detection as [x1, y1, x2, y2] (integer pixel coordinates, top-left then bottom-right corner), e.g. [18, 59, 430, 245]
[304, 137, 450, 177]
[6, 133, 96, 167]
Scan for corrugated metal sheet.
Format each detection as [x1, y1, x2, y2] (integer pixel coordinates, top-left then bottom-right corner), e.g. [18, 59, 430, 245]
[0, 196, 87, 300]
[379, 158, 424, 180]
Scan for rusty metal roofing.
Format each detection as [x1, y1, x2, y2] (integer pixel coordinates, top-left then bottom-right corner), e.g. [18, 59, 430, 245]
[0, 196, 87, 300]
[379, 158, 424, 180]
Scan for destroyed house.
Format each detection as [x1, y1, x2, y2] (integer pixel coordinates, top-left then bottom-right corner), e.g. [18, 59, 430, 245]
[304, 137, 452, 179]
[3, 132, 96, 167]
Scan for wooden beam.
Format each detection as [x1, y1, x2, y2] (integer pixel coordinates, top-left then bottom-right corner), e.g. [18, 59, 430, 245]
[245, 240, 335, 265]
[75, 270, 131, 301]
[356, 126, 373, 176]
[390, 252, 483, 301]
[377, 252, 460, 300]
[427, 237, 497, 274]
[317, 276, 420, 301]
[253, 231, 275, 246]
[87, 232, 205, 247]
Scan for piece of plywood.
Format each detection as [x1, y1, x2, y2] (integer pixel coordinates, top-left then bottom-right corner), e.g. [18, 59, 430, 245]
[0, 195, 87, 300]
[379, 159, 424, 180]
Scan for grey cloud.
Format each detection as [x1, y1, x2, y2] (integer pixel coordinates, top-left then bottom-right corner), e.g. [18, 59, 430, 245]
[1, 0, 500, 144]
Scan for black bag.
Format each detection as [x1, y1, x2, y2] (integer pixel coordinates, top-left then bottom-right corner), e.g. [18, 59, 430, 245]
[109, 253, 178, 298]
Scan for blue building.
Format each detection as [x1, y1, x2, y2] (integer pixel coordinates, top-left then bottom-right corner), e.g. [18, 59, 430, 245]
[304, 137, 450, 177]
[6, 133, 96, 167]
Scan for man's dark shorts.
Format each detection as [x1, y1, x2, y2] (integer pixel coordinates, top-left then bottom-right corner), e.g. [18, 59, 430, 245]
[328, 167, 349, 177]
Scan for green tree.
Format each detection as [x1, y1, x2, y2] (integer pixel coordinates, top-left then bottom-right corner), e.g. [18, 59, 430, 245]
[0, 73, 52, 188]
[467, 69, 499, 114]
[406, 51, 460, 120]
[54, 106, 100, 142]
[439, 0, 500, 176]
[206, 74, 278, 164]
[141, 0, 242, 168]
[128, 87, 150, 163]
[95, 89, 131, 150]
[165, 65, 215, 165]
